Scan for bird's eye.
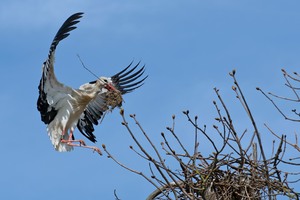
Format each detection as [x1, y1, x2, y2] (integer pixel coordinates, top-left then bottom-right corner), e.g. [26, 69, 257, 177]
[103, 79, 108, 83]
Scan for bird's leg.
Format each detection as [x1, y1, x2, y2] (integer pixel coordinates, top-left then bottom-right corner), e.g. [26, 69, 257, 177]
[67, 131, 86, 146]
[61, 129, 102, 155]
[61, 129, 85, 145]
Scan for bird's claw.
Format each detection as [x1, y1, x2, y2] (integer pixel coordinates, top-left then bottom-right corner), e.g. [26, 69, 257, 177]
[79, 140, 86, 146]
[93, 147, 102, 155]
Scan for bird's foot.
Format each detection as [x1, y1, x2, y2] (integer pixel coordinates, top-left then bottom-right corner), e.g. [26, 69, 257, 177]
[78, 140, 86, 146]
[92, 147, 102, 155]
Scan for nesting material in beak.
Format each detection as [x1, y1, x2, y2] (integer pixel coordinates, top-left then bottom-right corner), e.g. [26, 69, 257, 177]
[105, 90, 123, 109]
[105, 83, 116, 91]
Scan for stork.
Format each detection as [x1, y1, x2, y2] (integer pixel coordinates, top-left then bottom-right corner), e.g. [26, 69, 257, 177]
[37, 12, 147, 155]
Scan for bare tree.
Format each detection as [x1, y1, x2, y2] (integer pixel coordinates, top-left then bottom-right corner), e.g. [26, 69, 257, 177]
[103, 70, 299, 200]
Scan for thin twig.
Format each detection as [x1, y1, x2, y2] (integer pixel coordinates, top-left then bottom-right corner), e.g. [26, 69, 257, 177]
[102, 144, 167, 197]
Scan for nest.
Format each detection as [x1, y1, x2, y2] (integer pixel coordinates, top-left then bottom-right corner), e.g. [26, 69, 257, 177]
[105, 90, 123, 109]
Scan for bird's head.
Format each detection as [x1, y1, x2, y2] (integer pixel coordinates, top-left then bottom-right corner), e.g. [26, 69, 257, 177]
[79, 77, 117, 99]
[99, 77, 117, 92]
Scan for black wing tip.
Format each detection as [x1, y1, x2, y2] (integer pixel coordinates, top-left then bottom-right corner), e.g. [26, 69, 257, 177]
[66, 12, 84, 22]
[119, 75, 148, 93]
[112, 61, 145, 78]
[73, 12, 84, 17]
[112, 61, 148, 94]
[50, 12, 84, 52]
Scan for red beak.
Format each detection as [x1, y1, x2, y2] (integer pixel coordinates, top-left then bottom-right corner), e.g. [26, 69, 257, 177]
[105, 83, 116, 91]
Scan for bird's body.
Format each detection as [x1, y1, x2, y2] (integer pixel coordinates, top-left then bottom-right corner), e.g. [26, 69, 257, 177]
[45, 86, 96, 152]
[37, 12, 146, 154]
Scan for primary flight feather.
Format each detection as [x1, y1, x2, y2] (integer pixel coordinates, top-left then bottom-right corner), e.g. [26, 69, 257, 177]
[37, 12, 147, 155]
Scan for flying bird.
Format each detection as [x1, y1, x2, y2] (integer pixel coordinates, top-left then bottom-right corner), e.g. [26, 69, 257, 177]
[37, 12, 147, 155]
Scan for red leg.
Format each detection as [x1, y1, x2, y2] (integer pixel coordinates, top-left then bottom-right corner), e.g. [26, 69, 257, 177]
[61, 129, 102, 155]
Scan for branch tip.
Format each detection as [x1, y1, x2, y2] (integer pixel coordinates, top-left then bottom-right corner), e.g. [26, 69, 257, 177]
[182, 110, 189, 115]
[229, 69, 236, 76]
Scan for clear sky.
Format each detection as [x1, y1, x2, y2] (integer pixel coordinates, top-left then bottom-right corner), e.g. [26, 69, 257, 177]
[1, 1, 300, 199]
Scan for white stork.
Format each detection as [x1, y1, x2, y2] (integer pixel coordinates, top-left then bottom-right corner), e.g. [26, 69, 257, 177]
[37, 12, 147, 155]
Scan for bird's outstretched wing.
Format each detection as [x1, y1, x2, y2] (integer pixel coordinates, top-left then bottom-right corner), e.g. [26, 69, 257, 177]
[37, 12, 84, 124]
[77, 62, 147, 142]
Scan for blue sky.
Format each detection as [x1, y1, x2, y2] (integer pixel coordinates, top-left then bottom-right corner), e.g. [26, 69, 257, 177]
[1, 1, 300, 199]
